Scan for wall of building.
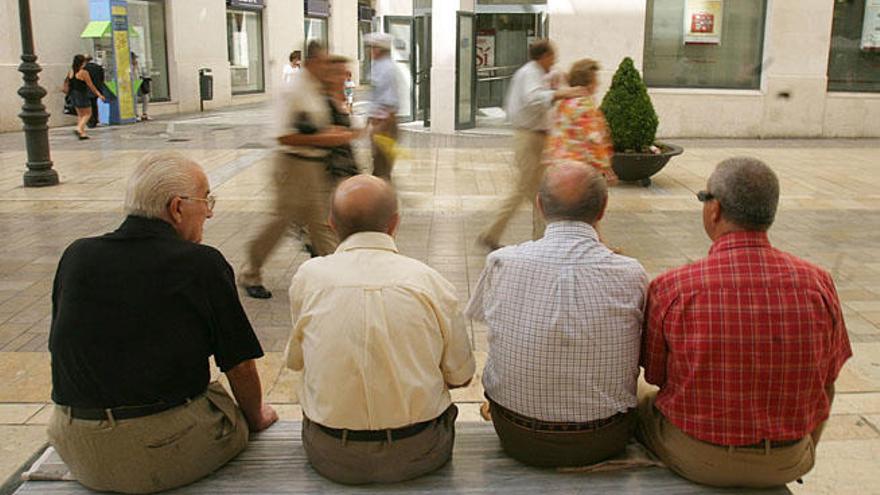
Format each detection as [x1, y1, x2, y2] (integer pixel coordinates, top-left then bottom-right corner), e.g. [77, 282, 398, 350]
[330, 0, 360, 81]
[1, 0, 91, 132]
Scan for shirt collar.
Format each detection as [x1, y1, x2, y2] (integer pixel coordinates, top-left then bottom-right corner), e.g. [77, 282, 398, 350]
[115, 215, 180, 239]
[708, 230, 771, 255]
[543, 221, 600, 241]
[335, 231, 399, 254]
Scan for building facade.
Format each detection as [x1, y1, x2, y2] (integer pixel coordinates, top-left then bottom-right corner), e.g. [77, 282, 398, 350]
[2, 0, 878, 137]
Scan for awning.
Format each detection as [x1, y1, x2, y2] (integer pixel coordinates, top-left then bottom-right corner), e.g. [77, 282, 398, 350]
[80, 21, 111, 38]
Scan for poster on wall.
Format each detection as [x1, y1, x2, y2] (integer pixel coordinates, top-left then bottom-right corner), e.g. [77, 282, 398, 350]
[683, 0, 723, 45]
[476, 31, 495, 69]
[862, 0, 880, 51]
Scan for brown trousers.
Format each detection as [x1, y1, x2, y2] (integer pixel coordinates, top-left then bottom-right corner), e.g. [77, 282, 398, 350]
[370, 116, 398, 180]
[636, 390, 816, 488]
[489, 400, 636, 468]
[47, 382, 248, 494]
[302, 405, 458, 485]
[480, 129, 547, 246]
[239, 152, 338, 286]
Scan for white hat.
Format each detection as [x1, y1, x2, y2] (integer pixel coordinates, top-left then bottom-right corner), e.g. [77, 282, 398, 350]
[364, 32, 393, 50]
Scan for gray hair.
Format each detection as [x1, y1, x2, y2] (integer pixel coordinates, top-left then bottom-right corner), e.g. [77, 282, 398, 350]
[539, 161, 608, 224]
[123, 152, 203, 219]
[708, 157, 779, 231]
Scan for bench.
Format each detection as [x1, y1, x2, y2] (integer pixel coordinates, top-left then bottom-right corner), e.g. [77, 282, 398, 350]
[14, 421, 791, 494]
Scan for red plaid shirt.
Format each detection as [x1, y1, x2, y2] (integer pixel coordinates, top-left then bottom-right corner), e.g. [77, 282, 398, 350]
[641, 231, 852, 446]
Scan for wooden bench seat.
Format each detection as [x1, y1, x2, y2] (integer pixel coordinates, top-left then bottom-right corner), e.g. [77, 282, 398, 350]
[14, 421, 791, 494]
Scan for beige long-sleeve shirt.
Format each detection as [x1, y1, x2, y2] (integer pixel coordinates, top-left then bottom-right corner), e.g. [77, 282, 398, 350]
[285, 232, 475, 430]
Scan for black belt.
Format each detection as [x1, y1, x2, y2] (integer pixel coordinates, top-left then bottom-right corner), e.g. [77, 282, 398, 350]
[490, 399, 628, 432]
[314, 415, 441, 442]
[285, 152, 327, 162]
[67, 396, 193, 421]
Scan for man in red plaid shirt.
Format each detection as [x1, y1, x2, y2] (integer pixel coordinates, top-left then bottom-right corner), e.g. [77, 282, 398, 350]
[639, 157, 852, 488]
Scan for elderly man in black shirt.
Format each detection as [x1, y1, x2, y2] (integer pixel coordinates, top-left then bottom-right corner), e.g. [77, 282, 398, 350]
[48, 151, 277, 494]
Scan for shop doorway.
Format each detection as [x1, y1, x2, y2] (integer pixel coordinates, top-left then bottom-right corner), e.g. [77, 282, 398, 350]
[474, 8, 547, 128]
[414, 14, 431, 126]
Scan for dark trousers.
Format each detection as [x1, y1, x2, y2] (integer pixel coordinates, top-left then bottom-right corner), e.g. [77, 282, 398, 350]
[87, 97, 98, 128]
[488, 399, 636, 468]
[302, 405, 457, 485]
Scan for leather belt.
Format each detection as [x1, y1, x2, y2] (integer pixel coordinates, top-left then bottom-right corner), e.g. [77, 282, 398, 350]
[490, 399, 628, 432]
[285, 152, 326, 162]
[314, 415, 442, 442]
[67, 396, 194, 421]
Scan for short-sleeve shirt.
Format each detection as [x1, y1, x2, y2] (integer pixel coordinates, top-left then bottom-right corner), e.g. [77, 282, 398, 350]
[49, 216, 264, 409]
[285, 232, 475, 430]
[641, 231, 852, 446]
[368, 56, 400, 118]
[274, 67, 331, 157]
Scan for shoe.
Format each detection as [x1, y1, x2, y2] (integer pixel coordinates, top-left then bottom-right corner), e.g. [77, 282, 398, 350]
[244, 285, 272, 299]
[77, 133, 90, 140]
[476, 234, 503, 252]
[141, 114, 153, 121]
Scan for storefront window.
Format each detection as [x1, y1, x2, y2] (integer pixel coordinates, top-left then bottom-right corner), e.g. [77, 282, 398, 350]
[828, 0, 880, 92]
[643, 0, 767, 89]
[305, 17, 329, 49]
[127, 0, 170, 101]
[227, 9, 265, 94]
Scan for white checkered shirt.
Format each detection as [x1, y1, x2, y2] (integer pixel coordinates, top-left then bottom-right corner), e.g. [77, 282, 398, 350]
[466, 221, 648, 422]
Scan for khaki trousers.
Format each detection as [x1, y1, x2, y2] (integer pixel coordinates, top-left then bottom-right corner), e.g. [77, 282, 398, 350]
[370, 116, 399, 180]
[239, 152, 338, 286]
[489, 400, 636, 468]
[636, 390, 816, 488]
[302, 405, 458, 485]
[480, 129, 547, 246]
[47, 382, 248, 494]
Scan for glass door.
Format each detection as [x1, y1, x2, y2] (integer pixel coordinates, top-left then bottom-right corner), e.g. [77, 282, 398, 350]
[384, 16, 414, 122]
[456, 12, 476, 130]
[414, 14, 431, 126]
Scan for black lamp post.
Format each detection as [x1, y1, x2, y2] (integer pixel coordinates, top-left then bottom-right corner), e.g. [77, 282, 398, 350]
[18, 0, 59, 187]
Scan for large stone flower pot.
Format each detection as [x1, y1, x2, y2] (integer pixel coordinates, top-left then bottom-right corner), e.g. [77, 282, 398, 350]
[611, 142, 684, 187]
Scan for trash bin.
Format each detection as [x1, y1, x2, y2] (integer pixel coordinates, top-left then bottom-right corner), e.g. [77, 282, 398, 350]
[198, 68, 213, 111]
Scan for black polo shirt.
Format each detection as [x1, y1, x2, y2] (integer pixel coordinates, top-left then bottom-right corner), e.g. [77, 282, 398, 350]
[49, 215, 264, 408]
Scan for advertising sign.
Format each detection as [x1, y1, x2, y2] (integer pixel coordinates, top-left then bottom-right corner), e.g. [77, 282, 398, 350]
[684, 0, 723, 45]
[476, 31, 495, 69]
[111, 0, 136, 122]
[862, 0, 880, 51]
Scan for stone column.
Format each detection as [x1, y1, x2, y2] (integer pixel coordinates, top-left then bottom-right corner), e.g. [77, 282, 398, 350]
[430, 0, 474, 134]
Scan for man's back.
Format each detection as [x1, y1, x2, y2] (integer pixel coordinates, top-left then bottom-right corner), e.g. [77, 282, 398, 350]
[642, 231, 851, 445]
[287, 232, 474, 430]
[50, 216, 262, 408]
[469, 222, 647, 422]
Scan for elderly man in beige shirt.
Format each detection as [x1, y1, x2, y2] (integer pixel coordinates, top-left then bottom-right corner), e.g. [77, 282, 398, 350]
[285, 175, 476, 485]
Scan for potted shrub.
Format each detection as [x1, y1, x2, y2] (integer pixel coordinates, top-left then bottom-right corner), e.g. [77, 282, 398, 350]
[600, 57, 682, 187]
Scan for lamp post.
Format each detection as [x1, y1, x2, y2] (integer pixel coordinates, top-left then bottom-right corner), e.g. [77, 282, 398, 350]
[18, 0, 59, 187]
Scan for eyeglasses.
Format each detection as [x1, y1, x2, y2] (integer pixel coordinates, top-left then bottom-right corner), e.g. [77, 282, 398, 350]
[696, 190, 715, 203]
[180, 195, 216, 211]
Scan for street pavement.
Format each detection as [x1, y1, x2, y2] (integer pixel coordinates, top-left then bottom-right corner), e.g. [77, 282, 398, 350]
[0, 104, 879, 494]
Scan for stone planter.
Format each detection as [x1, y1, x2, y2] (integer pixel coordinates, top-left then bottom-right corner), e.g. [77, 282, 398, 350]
[611, 142, 684, 187]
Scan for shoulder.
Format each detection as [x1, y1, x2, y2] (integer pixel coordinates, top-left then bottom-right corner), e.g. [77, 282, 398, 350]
[649, 258, 706, 296]
[773, 248, 835, 286]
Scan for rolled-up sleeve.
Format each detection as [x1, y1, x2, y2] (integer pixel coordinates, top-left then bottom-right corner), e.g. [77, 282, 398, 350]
[435, 278, 475, 386]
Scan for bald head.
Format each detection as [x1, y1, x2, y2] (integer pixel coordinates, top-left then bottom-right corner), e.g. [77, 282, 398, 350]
[330, 175, 399, 240]
[538, 161, 608, 225]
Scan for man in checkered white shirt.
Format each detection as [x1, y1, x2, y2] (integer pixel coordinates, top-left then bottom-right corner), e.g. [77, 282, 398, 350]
[467, 161, 648, 467]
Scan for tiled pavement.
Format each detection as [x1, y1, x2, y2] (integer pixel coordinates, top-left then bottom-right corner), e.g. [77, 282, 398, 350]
[0, 105, 879, 493]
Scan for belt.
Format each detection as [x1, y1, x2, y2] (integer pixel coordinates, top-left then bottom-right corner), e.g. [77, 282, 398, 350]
[67, 396, 194, 421]
[314, 415, 442, 442]
[490, 399, 628, 432]
[712, 438, 802, 450]
[285, 152, 327, 162]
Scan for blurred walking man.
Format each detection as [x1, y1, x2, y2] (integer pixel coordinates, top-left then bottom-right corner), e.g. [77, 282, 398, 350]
[477, 40, 589, 250]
